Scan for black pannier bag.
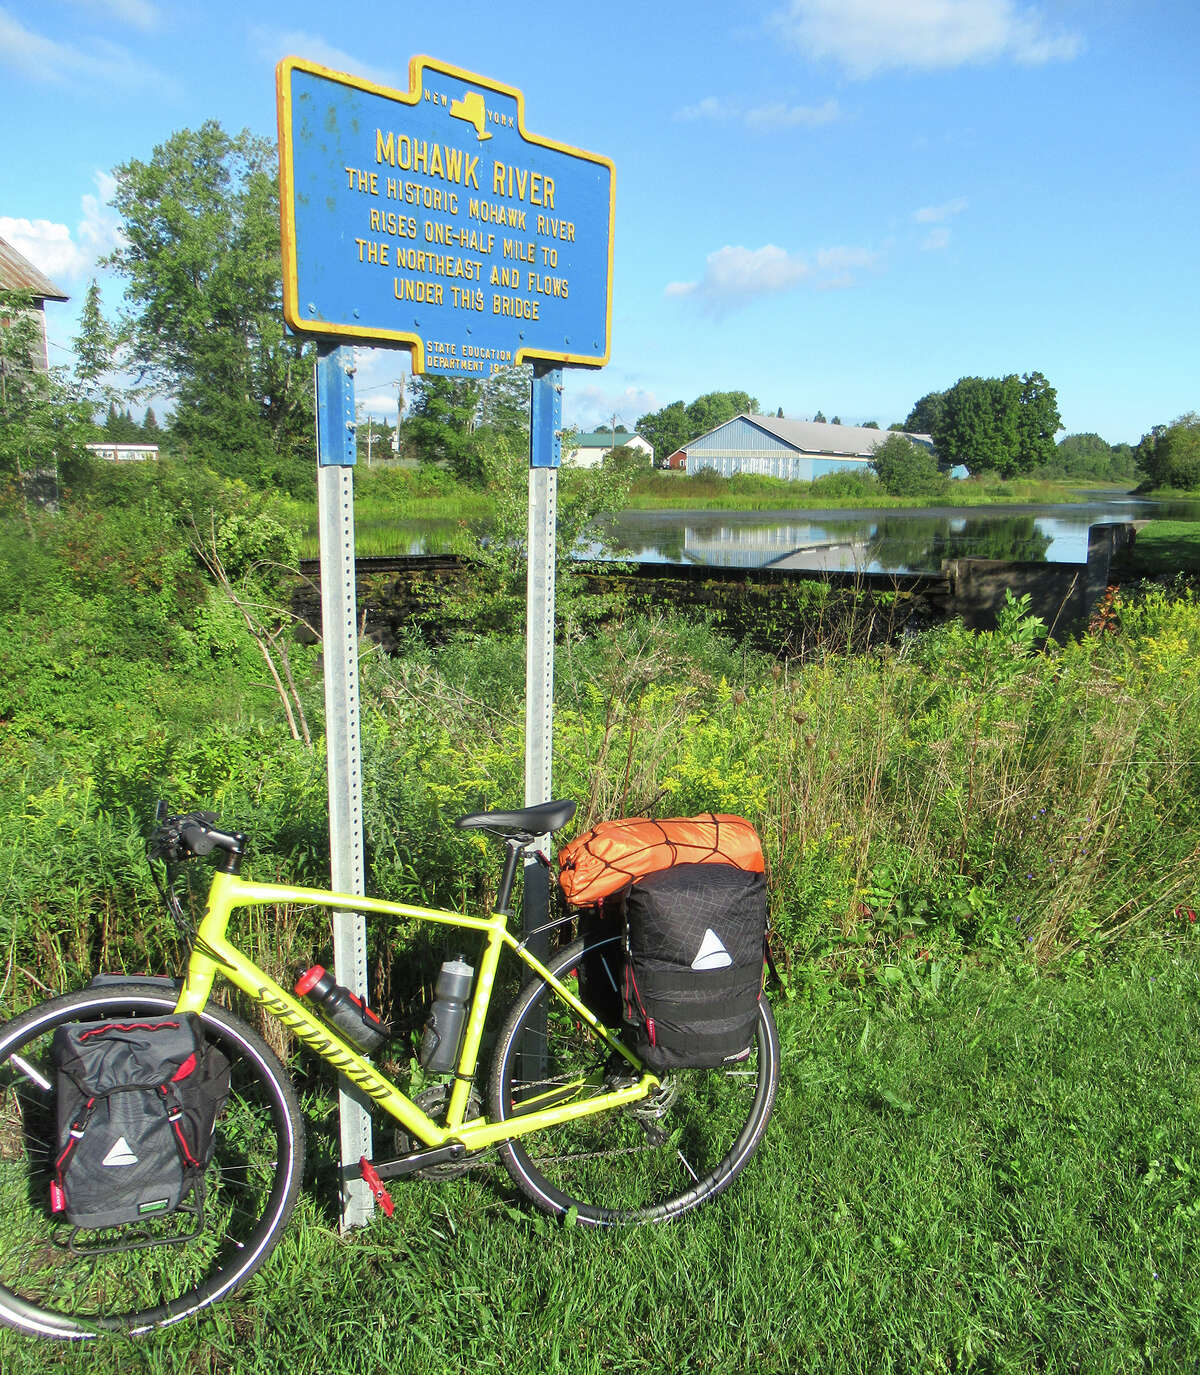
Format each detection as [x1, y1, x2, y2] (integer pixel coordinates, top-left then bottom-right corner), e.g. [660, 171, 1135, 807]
[51, 1014, 231, 1230]
[621, 861, 767, 1072]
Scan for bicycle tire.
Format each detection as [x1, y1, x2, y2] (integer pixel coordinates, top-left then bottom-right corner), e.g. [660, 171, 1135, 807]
[489, 935, 779, 1224]
[0, 983, 305, 1340]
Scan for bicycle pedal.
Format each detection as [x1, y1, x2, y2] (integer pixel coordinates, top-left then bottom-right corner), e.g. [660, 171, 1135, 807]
[359, 1157, 395, 1217]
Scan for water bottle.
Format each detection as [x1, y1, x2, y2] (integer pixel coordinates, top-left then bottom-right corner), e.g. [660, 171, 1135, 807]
[419, 956, 474, 1073]
[294, 965, 388, 1054]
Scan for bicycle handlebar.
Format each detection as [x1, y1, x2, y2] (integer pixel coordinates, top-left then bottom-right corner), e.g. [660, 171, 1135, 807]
[148, 806, 245, 868]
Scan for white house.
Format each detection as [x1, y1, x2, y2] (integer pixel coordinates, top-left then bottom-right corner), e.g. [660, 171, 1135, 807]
[85, 444, 160, 462]
[561, 431, 653, 469]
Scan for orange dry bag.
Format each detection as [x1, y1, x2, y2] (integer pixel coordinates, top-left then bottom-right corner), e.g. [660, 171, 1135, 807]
[557, 814, 764, 907]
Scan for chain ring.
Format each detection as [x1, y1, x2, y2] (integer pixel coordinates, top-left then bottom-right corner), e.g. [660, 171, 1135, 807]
[396, 1084, 485, 1179]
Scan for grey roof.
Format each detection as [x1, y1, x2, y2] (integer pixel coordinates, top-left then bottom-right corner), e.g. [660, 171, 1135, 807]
[742, 414, 895, 457]
[0, 236, 69, 302]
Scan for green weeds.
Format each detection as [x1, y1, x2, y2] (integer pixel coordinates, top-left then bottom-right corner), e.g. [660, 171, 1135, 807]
[4, 945, 1199, 1373]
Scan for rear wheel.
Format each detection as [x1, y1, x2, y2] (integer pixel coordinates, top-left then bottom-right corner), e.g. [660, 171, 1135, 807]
[490, 935, 778, 1224]
[0, 984, 304, 1339]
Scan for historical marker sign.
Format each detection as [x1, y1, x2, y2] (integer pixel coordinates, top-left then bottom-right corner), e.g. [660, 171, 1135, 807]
[277, 55, 614, 377]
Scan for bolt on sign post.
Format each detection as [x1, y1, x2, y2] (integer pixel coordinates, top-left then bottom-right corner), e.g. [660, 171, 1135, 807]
[277, 54, 614, 1228]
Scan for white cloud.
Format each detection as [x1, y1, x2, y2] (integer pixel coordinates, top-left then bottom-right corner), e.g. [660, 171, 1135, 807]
[564, 384, 659, 433]
[676, 96, 730, 122]
[0, 6, 174, 91]
[744, 98, 841, 130]
[65, 0, 162, 32]
[675, 94, 841, 129]
[668, 240, 884, 313]
[253, 26, 400, 90]
[816, 245, 880, 272]
[913, 197, 969, 222]
[667, 244, 811, 315]
[0, 173, 125, 285]
[0, 219, 82, 282]
[921, 226, 952, 251]
[770, 0, 1083, 77]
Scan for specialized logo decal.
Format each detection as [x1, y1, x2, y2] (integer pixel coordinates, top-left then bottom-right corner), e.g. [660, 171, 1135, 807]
[692, 929, 733, 971]
[102, 1136, 139, 1167]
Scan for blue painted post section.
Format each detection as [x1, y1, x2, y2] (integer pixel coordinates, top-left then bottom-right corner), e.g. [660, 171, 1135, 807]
[529, 364, 563, 469]
[316, 344, 357, 467]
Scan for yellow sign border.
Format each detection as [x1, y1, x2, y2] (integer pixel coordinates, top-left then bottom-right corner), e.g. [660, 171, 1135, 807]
[276, 53, 615, 373]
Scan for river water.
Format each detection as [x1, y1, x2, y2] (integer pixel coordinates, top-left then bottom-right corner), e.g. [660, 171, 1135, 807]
[357, 493, 1200, 575]
[588, 493, 1200, 574]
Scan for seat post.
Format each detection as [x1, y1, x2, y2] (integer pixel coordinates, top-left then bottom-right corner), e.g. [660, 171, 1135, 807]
[494, 838, 525, 916]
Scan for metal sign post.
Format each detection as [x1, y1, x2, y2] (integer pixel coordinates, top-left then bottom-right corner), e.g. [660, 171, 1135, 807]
[277, 53, 612, 1226]
[315, 342, 373, 1230]
[523, 365, 561, 979]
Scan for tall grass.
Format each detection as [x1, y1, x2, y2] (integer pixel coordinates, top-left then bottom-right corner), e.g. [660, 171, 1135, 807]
[3, 585, 1195, 1011]
[4, 941, 1198, 1373]
[360, 587, 1200, 978]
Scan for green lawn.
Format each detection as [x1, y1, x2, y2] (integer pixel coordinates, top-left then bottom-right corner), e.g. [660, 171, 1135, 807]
[7, 941, 1199, 1373]
[1114, 520, 1200, 579]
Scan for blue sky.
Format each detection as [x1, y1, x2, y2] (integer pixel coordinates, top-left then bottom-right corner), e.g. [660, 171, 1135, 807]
[2, 0, 1196, 445]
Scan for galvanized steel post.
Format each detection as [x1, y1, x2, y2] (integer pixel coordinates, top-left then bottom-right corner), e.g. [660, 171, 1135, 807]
[522, 365, 562, 1077]
[315, 342, 373, 1230]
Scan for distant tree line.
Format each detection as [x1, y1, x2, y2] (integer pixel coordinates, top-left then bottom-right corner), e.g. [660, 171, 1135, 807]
[4, 114, 1199, 499]
[1134, 414, 1200, 491]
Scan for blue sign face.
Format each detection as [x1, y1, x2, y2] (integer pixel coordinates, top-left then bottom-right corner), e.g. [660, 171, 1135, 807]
[277, 56, 614, 377]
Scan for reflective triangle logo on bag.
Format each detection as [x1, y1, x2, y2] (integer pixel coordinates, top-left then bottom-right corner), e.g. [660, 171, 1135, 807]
[102, 1136, 139, 1167]
[692, 928, 733, 970]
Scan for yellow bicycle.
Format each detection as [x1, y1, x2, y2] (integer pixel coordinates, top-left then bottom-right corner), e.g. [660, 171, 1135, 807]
[0, 801, 779, 1339]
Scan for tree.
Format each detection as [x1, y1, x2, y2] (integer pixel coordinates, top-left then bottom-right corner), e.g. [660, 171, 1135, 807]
[683, 390, 758, 434]
[602, 442, 652, 477]
[104, 404, 141, 442]
[813, 410, 827, 424]
[402, 374, 483, 479]
[636, 390, 759, 465]
[830, 415, 842, 426]
[862, 420, 880, 429]
[0, 287, 93, 487]
[1042, 432, 1137, 483]
[903, 391, 946, 435]
[476, 365, 531, 439]
[1016, 371, 1060, 471]
[869, 433, 948, 496]
[1135, 414, 1200, 491]
[104, 120, 314, 487]
[635, 400, 689, 465]
[71, 280, 117, 420]
[931, 373, 1061, 477]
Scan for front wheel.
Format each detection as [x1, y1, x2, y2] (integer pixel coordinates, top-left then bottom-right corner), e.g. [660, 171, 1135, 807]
[490, 935, 779, 1224]
[0, 983, 305, 1340]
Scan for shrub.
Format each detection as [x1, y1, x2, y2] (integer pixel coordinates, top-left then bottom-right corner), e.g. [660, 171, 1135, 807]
[870, 434, 950, 497]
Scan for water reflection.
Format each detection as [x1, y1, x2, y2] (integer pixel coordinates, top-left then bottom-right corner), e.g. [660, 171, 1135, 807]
[590, 495, 1194, 573]
[349, 494, 1200, 575]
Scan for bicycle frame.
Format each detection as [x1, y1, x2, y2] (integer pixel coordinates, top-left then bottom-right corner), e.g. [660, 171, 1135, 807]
[173, 869, 656, 1155]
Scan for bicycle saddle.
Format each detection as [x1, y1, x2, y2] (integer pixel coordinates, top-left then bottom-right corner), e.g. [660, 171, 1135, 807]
[455, 799, 577, 840]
